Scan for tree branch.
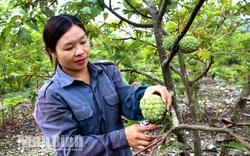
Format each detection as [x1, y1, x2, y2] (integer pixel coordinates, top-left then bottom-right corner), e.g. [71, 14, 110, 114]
[170, 66, 181, 76]
[104, 2, 153, 28]
[120, 68, 164, 85]
[109, 28, 157, 48]
[226, 122, 250, 128]
[162, 0, 206, 69]
[134, 122, 250, 155]
[157, 0, 170, 21]
[174, 124, 250, 150]
[190, 56, 214, 85]
[207, 22, 238, 51]
[47, 0, 57, 8]
[124, 0, 151, 19]
[212, 16, 226, 36]
[214, 52, 250, 55]
[234, 71, 250, 120]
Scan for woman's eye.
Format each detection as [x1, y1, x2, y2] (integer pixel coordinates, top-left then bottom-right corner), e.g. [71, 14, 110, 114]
[81, 41, 87, 44]
[65, 47, 73, 51]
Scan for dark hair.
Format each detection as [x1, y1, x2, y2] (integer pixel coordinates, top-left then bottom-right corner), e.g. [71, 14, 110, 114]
[43, 14, 87, 69]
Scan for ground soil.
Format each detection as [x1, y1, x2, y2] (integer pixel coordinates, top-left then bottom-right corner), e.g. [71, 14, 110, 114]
[0, 77, 249, 156]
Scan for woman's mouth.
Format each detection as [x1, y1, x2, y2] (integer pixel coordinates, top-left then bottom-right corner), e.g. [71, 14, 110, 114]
[75, 58, 87, 65]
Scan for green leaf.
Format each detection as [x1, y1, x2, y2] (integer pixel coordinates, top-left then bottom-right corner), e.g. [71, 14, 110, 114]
[26, 21, 39, 32]
[113, 7, 121, 11]
[6, 67, 15, 76]
[0, 32, 5, 47]
[90, 6, 101, 15]
[18, 26, 32, 43]
[44, 7, 55, 17]
[80, 7, 92, 14]
[0, 22, 9, 27]
[11, 27, 20, 34]
[18, 8, 25, 15]
[198, 48, 210, 60]
[88, 0, 97, 4]
[112, 53, 122, 62]
[221, 141, 248, 152]
[9, 15, 21, 24]
[121, 57, 133, 68]
[98, 0, 105, 9]
[4, 26, 12, 37]
[103, 12, 109, 21]
[127, 40, 141, 53]
[3, 96, 27, 106]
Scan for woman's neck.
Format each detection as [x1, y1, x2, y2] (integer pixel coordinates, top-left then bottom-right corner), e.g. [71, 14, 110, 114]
[62, 66, 91, 85]
[75, 68, 90, 85]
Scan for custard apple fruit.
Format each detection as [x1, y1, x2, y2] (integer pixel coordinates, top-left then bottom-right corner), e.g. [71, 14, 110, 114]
[189, 58, 197, 66]
[140, 94, 166, 123]
[179, 36, 200, 54]
[164, 36, 176, 51]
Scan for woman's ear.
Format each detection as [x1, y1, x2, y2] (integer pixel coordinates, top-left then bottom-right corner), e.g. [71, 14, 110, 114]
[47, 48, 56, 58]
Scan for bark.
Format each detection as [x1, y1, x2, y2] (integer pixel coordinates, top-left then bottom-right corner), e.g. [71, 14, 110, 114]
[177, 50, 202, 156]
[233, 71, 250, 121]
[120, 68, 164, 85]
[134, 118, 250, 155]
[220, 72, 250, 155]
[143, 0, 189, 152]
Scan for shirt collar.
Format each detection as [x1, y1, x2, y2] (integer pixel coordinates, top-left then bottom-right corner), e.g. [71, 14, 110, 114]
[55, 62, 103, 87]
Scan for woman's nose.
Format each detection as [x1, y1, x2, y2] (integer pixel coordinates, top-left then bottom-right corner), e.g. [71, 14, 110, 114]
[75, 44, 85, 56]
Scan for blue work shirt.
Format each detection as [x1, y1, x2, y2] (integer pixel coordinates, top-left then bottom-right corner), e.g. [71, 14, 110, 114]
[34, 61, 148, 156]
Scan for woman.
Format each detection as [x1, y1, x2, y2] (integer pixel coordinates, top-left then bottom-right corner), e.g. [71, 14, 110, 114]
[34, 14, 172, 156]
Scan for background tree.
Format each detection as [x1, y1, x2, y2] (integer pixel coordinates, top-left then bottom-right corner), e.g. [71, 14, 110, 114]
[0, 0, 249, 155]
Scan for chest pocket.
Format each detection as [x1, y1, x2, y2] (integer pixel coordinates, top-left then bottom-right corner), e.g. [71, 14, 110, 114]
[104, 93, 121, 124]
[72, 105, 97, 135]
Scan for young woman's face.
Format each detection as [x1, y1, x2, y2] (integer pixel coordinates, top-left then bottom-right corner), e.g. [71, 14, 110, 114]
[52, 24, 90, 75]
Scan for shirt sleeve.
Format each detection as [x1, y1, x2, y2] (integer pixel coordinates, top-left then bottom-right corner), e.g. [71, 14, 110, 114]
[108, 64, 151, 120]
[34, 88, 129, 156]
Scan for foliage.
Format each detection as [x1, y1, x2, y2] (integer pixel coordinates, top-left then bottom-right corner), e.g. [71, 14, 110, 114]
[0, 0, 249, 154]
[0, 96, 27, 123]
[221, 140, 249, 153]
[0, 6, 52, 123]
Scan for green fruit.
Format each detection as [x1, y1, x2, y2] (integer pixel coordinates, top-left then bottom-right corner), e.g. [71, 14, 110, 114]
[140, 95, 166, 123]
[164, 36, 176, 51]
[189, 58, 197, 66]
[179, 36, 200, 54]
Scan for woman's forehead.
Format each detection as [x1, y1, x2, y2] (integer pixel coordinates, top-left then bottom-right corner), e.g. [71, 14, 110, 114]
[58, 25, 86, 45]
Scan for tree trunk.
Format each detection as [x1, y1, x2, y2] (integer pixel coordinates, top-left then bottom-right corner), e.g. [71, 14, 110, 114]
[154, 14, 190, 156]
[220, 72, 250, 155]
[143, 0, 189, 154]
[233, 71, 250, 121]
[177, 50, 202, 156]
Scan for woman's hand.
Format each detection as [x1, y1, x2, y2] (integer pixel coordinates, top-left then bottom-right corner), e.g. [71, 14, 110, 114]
[125, 124, 160, 150]
[144, 85, 172, 110]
